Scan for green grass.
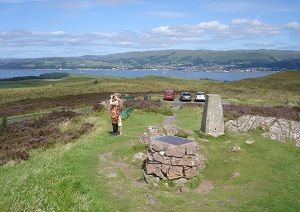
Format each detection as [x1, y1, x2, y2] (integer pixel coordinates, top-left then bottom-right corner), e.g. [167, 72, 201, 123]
[0, 71, 300, 210]
[176, 107, 300, 211]
[1, 107, 299, 211]
[0, 71, 299, 106]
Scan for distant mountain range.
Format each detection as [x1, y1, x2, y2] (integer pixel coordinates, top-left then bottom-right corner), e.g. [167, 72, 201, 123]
[1, 50, 300, 70]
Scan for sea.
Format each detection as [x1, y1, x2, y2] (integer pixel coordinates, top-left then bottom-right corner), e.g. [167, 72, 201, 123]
[0, 69, 274, 81]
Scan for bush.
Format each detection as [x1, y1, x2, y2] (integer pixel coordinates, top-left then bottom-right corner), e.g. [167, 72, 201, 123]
[0, 116, 8, 134]
[144, 106, 173, 116]
[93, 102, 105, 112]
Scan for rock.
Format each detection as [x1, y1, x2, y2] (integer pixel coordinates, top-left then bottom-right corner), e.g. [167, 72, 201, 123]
[144, 172, 159, 185]
[133, 152, 147, 161]
[149, 139, 167, 152]
[231, 172, 241, 178]
[225, 115, 300, 147]
[291, 121, 300, 147]
[269, 119, 290, 142]
[185, 142, 198, 155]
[171, 155, 197, 167]
[231, 145, 241, 152]
[245, 138, 255, 145]
[152, 152, 170, 165]
[167, 166, 184, 180]
[161, 165, 170, 174]
[146, 163, 164, 178]
[146, 152, 153, 161]
[165, 146, 186, 157]
[159, 151, 165, 156]
[184, 167, 198, 179]
[173, 178, 187, 187]
[107, 172, 117, 178]
[145, 193, 159, 205]
[140, 126, 166, 144]
[225, 115, 275, 133]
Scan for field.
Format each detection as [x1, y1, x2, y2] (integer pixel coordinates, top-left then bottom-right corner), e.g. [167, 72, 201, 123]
[0, 71, 299, 211]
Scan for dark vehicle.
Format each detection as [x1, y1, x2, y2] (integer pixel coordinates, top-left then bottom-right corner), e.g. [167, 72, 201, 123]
[163, 89, 175, 101]
[179, 92, 192, 102]
[195, 92, 206, 102]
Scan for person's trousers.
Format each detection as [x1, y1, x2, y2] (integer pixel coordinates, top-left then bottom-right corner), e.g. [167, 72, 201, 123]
[112, 123, 118, 134]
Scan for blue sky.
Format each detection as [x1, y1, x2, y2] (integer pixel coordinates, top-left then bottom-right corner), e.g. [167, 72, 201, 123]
[0, 0, 299, 58]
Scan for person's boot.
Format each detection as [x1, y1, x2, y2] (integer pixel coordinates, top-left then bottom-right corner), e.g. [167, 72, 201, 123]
[112, 123, 118, 135]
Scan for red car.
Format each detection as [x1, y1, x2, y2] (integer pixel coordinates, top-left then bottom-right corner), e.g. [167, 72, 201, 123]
[163, 89, 175, 101]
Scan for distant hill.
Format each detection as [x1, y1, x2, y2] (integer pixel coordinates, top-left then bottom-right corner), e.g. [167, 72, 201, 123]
[1, 49, 300, 70]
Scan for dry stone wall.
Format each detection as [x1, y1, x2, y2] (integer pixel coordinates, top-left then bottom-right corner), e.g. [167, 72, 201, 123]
[225, 115, 300, 147]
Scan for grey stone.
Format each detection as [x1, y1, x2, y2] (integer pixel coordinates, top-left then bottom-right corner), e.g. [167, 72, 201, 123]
[291, 121, 300, 147]
[144, 173, 160, 187]
[201, 94, 224, 137]
[225, 115, 275, 133]
[140, 126, 166, 144]
[185, 142, 198, 155]
[245, 138, 255, 145]
[231, 172, 241, 178]
[152, 152, 170, 165]
[225, 115, 300, 147]
[231, 145, 241, 152]
[161, 165, 170, 174]
[133, 152, 147, 161]
[269, 119, 290, 142]
[107, 172, 117, 178]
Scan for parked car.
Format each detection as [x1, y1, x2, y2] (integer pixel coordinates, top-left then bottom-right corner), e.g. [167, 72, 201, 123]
[163, 89, 175, 101]
[179, 92, 192, 102]
[195, 92, 206, 102]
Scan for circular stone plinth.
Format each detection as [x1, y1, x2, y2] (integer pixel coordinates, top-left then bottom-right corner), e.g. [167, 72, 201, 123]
[145, 136, 202, 180]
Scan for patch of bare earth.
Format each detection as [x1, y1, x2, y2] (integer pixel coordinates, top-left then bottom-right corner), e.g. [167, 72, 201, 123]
[194, 180, 215, 195]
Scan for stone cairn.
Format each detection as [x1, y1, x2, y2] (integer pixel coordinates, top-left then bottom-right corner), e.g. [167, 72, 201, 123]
[145, 136, 203, 181]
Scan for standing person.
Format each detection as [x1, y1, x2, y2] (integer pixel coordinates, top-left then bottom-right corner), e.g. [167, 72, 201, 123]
[109, 94, 121, 136]
[116, 93, 123, 135]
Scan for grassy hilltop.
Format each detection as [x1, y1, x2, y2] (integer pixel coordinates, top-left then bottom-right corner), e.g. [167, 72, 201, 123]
[0, 71, 299, 211]
[1, 49, 300, 69]
[0, 71, 299, 106]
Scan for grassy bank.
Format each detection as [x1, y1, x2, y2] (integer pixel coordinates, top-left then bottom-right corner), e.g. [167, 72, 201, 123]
[0, 107, 299, 211]
[0, 71, 299, 106]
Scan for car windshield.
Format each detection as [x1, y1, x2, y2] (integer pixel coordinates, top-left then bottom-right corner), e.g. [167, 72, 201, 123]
[182, 92, 190, 95]
[196, 92, 204, 95]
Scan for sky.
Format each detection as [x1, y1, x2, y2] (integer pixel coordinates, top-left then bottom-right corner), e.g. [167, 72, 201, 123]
[0, 0, 299, 58]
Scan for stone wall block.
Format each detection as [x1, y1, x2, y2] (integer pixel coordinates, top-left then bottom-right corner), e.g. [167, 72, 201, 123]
[164, 146, 185, 157]
[167, 166, 184, 180]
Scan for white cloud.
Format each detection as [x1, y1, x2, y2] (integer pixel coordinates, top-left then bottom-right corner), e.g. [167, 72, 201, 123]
[231, 18, 280, 35]
[0, 19, 298, 57]
[143, 11, 189, 19]
[285, 22, 300, 30]
[197, 21, 229, 31]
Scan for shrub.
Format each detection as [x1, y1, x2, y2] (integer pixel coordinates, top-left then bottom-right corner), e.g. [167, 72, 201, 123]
[0, 116, 8, 134]
[144, 106, 173, 116]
